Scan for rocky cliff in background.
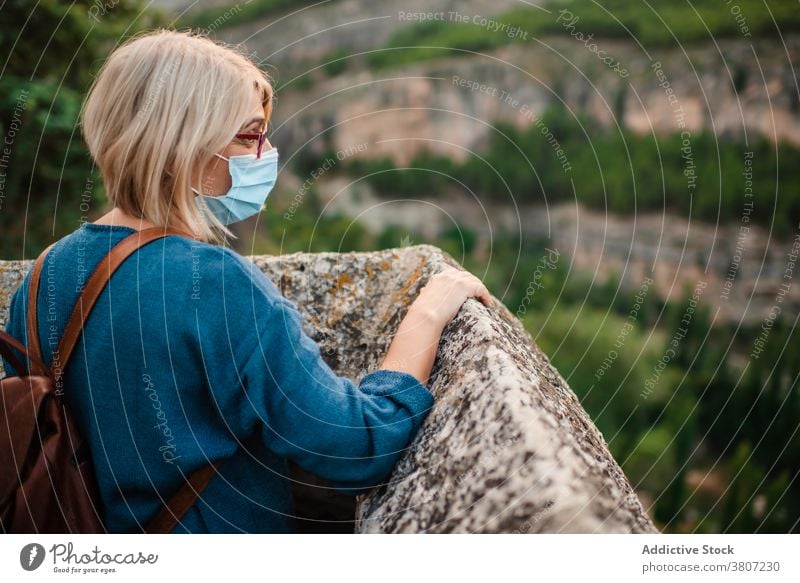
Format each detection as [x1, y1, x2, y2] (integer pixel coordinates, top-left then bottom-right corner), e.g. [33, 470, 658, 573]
[216, 4, 799, 327]
[150, 1, 800, 327]
[238, 24, 800, 158]
[0, 246, 658, 533]
[150, 1, 799, 153]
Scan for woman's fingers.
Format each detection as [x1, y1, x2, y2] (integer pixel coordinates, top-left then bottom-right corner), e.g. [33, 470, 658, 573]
[430, 266, 491, 307]
[474, 282, 491, 306]
[478, 285, 492, 306]
[456, 270, 492, 306]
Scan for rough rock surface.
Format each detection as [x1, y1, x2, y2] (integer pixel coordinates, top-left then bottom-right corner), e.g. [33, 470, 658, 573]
[0, 244, 658, 533]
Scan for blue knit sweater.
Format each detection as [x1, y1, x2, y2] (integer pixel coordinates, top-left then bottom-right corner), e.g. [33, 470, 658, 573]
[1, 223, 434, 533]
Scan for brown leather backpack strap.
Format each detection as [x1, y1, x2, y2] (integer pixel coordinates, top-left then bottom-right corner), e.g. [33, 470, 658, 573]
[0, 328, 49, 377]
[144, 458, 225, 533]
[0, 329, 32, 374]
[26, 242, 58, 376]
[52, 227, 195, 385]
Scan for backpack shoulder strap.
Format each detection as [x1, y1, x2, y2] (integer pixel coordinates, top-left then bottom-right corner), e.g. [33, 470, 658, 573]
[26, 242, 58, 376]
[0, 328, 38, 375]
[48, 227, 193, 384]
[144, 458, 225, 533]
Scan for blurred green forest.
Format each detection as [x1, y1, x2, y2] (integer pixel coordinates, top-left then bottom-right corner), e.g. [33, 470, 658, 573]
[366, 0, 800, 69]
[0, 0, 166, 257]
[1, 0, 798, 533]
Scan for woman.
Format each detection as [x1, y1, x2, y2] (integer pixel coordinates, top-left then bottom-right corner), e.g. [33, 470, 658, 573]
[1, 29, 491, 533]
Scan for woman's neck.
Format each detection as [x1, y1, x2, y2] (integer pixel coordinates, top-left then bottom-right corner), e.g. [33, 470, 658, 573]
[93, 208, 157, 231]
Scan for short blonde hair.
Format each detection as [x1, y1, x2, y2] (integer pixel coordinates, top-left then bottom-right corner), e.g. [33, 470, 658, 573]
[80, 28, 274, 243]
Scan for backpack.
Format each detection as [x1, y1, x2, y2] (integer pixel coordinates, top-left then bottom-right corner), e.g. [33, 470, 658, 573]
[0, 226, 222, 533]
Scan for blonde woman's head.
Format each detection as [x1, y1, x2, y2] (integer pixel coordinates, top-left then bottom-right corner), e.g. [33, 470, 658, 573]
[80, 28, 275, 243]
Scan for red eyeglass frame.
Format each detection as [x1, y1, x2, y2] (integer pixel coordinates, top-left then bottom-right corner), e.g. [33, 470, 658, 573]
[235, 128, 269, 159]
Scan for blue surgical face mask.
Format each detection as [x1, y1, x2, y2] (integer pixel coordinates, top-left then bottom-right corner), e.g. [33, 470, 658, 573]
[193, 148, 278, 225]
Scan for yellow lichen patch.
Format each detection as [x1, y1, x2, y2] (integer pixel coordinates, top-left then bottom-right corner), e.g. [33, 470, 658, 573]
[380, 256, 427, 324]
[334, 271, 354, 291]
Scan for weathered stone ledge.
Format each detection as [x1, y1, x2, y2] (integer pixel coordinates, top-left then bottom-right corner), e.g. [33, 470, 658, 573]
[0, 244, 658, 533]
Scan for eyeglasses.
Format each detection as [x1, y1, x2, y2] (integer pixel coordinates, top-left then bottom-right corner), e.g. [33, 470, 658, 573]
[235, 128, 269, 159]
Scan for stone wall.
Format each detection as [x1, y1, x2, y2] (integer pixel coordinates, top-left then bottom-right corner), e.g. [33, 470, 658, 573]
[0, 245, 658, 533]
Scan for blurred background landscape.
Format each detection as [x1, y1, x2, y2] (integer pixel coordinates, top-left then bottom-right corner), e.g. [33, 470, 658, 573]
[1, 0, 798, 532]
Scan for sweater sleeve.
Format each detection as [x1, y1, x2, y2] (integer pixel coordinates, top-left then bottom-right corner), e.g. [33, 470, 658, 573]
[209, 250, 435, 494]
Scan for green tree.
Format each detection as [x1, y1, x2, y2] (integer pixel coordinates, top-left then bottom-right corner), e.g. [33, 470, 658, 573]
[0, 1, 166, 256]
